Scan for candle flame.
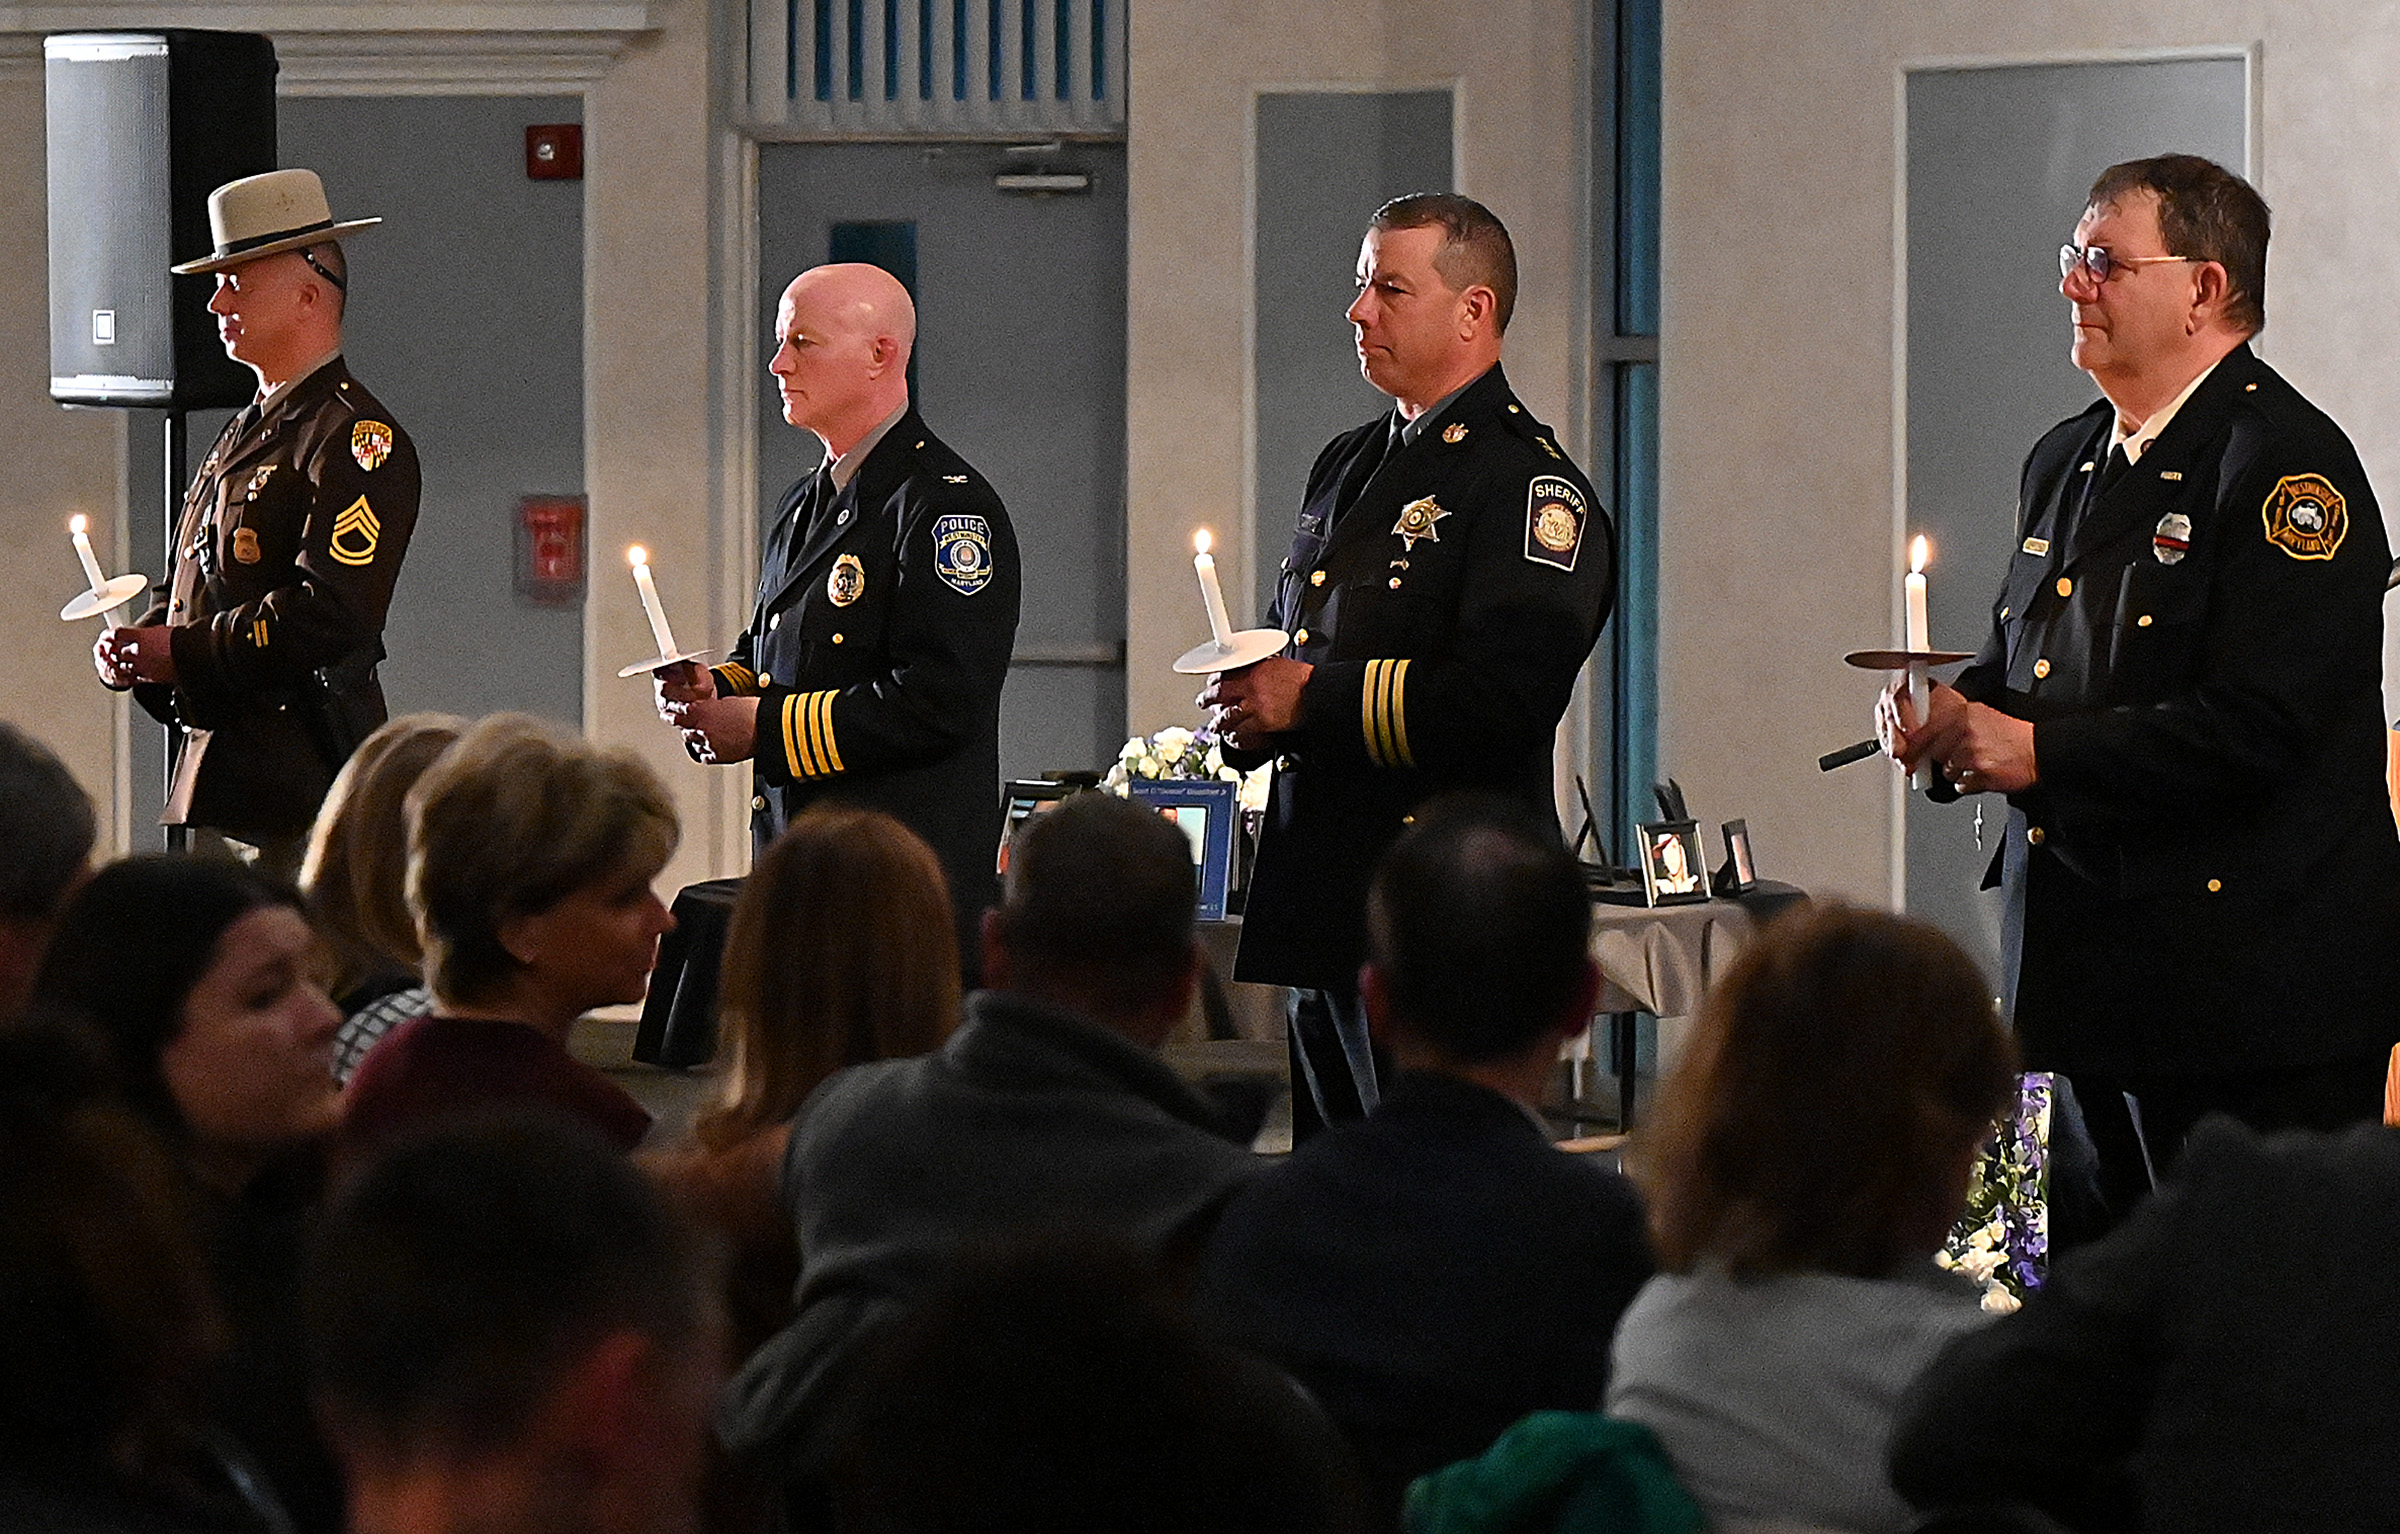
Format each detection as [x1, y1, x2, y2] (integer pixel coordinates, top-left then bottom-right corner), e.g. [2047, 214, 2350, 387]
[68, 515, 88, 536]
[1193, 528, 1213, 557]
[627, 545, 649, 568]
[1910, 535, 1929, 575]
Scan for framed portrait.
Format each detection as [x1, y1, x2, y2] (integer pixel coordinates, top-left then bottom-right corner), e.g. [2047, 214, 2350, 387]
[997, 779, 1085, 875]
[1638, 819, 1710, 906]
[1717, 818, 1758, 895]
[1127, 778, 1240, 923]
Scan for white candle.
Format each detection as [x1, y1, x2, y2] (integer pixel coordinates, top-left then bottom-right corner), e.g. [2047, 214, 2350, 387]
[627, 545, 678, 657]
[1193, 529, 1234, 648]
[68, 515, 105, 591]
[1906, 535, 1931, 791]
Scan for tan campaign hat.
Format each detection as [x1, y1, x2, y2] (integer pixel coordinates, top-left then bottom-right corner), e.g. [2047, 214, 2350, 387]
[171, 168, 380, 275]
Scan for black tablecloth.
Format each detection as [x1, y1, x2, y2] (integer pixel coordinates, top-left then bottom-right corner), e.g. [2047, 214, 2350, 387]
[633, 877, 743, 1068]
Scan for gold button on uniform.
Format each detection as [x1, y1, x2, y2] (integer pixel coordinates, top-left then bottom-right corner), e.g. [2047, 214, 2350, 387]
[2028, 826, 2045, 846]
[1389, 577, 1403, 589]
[2032, 658, 2051, 679]
[2207, 878, 2223, 893]
[758, 672, 773, 687]
[2137, 614, 2153, 627]
[2055, 577, 2073, 598]
[751, 795, 767, 811]
[1310, 570, 1326, 587]
[1294, 628, 1309, 644]
[2000, 607, 2010, 621]
[832, 633, 844, 644]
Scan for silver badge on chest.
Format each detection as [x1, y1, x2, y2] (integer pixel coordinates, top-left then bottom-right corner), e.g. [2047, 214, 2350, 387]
[2153, 512, 2193, 566]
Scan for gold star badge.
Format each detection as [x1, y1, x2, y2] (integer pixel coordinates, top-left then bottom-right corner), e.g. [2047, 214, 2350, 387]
[1392, 495, 1450, 552]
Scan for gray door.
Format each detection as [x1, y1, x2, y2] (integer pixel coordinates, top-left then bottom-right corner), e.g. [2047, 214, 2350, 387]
[1902, 58, 2247, 978]
[756, 141, 1127, 781]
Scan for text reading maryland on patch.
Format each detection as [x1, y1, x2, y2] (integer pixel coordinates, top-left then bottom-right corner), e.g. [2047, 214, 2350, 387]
[329, 496, 380, 567]
[351, 420, 394, 472]
[1523, 476, 1587, 571]
[827, 552, 866, 607]
[2261, 473, 2347, 561]
[933, 514, 994, 595]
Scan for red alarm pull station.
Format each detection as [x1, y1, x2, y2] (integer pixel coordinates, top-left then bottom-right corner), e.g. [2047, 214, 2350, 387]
[526, 124, 583, 180]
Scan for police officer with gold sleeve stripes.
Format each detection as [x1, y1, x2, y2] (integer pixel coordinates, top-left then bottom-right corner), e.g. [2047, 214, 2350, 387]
[1204, 195, 1615, 1135]
[93, 170, 418, 879]
[656, 264, 1019, 970]
[1886, 156, 2400, 1227]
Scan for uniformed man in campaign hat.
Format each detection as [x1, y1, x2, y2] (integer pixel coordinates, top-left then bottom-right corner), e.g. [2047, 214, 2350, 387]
[93, 169, 419, 878]
[1888, 155, 2400, 1223]
[655, 264, 1020, 972]
[1205, 194, 1617, 1135]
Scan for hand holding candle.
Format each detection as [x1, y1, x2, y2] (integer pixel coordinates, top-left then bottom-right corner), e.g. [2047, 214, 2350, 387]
[59, 514, 149, 623]
[1171, 525, 1291, 675]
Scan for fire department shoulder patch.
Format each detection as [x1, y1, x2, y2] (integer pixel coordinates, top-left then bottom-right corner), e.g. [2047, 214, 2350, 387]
[2262, 473, 2347, 561]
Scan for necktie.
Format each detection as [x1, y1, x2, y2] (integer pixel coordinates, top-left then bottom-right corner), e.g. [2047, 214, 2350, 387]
[798, 466, 835, 542]
[2062, 443, 2130, 548]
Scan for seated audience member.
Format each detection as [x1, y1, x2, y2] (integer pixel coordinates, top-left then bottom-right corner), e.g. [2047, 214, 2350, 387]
[833, 1235, 1362, 1534]
[0, 720, 97, 1021]
[307, 1114, 719, 1534]
[1199, 795, 1652, 1524]
[341, 714, 675, 1157]
[35, 857, 350, 1534]
[1606, 902, 2018, 1534]
[645, 805, 961, 1359]
[720, 791, 1262, 1474]
[1890, 1114, 2400, 1533]
[298, 711, 464, 1082]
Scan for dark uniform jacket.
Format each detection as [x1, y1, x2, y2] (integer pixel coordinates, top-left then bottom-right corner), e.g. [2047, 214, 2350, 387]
[1231, 365, 1616, 990]
[710, 409, 1020, 937]
[1946, 343, 2400, 1075]
[127, 357, 419, 837]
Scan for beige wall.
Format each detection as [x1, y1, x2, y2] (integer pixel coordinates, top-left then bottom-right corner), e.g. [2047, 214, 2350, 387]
[1122, 0, 1591, 739]
[1663, 2, 2400, 908]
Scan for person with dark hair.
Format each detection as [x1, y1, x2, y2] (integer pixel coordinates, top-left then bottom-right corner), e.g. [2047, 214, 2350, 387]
[1605, 902, 2019, 1534]
[1202, 192, 1615, 1137]
[35, 856, 349, 1534]
[307, 1114, 718, 1534]
[1199, 796, 1651, 1524]
[834, 1236, 1362, 1534]
[720, 791, 1261, 1479]
[1884, 152, 2400, 1225]
[93, 170, 418, 877]
[0, 721, 97, 1020]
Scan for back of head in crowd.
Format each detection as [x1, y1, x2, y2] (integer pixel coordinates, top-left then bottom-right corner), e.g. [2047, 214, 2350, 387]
[0, 722, 97, 1021]
[406, 713, 677, 1011]
[35, 855, 328, 1150]
[300, 712, 465, 1003]
[1369, 192, 1518, 333]
[700, 805, 959, 1151]
[306, 1114, 717, 1529]
[987, 791, 1198, 1034]
[1365, 794, 1595, 1062]
[832, 1235, 1361, 1534]
[2086, 153, 2269, 333]
[0, 1022, 222, 1505]
[1637, 901, 2017, 1280]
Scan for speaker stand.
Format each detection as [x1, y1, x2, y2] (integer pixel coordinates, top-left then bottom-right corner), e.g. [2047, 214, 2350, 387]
[162, 411, 188, 854]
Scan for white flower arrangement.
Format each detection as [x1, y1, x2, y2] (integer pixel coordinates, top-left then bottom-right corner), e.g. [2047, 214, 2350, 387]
[1104, 725, 1272, 812]
[1935, 1073, 2051, 1314]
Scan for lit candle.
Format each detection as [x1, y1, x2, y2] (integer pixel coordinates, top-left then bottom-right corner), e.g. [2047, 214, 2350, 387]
[627, 545, 678, 657]
[1193, 529, 1234, 648]
[68, 515, 106, 591]
[1906, 535, 1931, 791]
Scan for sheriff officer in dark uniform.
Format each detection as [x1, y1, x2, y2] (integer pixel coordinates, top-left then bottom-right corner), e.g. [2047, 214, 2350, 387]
[1205, 194, 1616, 1133]
[94, 170, 419, 879]
[1889, 155, 2400, 1216]
[657, 263, 1019, 966]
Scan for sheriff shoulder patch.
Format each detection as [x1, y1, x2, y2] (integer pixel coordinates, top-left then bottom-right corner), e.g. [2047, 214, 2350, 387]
[1523, 476, 1587, 571]
[2262, 473, 2347, 561]
[933, 514, 994, 595]
[351, 420, 394, 472]
[329, 496, 381, 567]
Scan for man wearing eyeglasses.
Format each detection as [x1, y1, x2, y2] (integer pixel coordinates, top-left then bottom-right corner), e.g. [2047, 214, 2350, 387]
[1885, 154, 2400, 1228]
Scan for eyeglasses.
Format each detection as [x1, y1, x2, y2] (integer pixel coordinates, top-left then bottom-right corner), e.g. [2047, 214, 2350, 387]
[2059, 244, 2196, 283]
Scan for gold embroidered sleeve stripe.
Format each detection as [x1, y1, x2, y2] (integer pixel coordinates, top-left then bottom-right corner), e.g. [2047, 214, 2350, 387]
[715, 662, 759, 696]
[779, 689, 846, 780]
[1361, 657, 1415, 769]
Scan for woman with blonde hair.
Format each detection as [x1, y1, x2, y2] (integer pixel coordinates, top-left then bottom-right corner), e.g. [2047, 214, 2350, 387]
[649, 804, 960, 1354]
[1605, 901, 2019, 1534]
[297, 711, 464, 1081]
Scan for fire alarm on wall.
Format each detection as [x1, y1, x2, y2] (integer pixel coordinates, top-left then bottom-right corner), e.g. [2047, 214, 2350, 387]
[526, 124, 583, 180]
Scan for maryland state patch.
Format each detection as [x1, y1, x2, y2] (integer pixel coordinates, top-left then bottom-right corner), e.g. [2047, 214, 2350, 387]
[933, 514, 994, 595]
[2261, 474, 2347, 561]
[351, 420, 394, 472]
[1523, 476, 1587, 571]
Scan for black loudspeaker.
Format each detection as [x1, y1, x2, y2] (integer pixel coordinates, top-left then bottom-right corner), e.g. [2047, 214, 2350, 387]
[45, 30, 278, 409]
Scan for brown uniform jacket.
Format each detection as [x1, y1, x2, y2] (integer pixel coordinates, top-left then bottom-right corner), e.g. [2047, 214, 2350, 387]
[128, 357, 419, 836]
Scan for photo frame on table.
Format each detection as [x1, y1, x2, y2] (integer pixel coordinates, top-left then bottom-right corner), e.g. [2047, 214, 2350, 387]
[1714, 818, 1759, 896]
[998, 779, 1084, 875]
[1638, 818, 1710, 907]
[1127, 778, 1239, 922]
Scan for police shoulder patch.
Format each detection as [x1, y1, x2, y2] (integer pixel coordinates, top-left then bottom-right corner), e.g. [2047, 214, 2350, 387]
[1523, 476, 1587, 571]
[933, 513, 994, 595]
[2261, 473, 2347, 561]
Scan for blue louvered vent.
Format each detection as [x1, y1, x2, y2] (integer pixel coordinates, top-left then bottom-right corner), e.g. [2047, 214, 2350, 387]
[752, 0, 1124, 132]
